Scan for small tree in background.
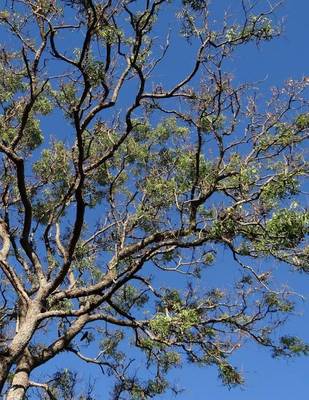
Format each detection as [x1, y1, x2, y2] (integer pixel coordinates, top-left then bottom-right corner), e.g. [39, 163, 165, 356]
[0, 0, 308, 399]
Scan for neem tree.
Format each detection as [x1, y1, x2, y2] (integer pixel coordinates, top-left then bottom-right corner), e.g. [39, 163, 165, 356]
[0, 0, 308, 399]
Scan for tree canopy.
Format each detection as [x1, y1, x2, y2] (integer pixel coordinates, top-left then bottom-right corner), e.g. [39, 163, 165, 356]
[0, 0, 308, 399]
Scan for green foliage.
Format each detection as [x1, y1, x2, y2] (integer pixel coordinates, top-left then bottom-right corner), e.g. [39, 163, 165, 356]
[266, 209, 308, 249]
[203, 252, 215, 265]
[182, 0, 207, 11]
[199, 114, 225, 132]
[0, 116, 16, 144]
[274, 123, 296, 146]
[125, 136, 149, 165]
[33, 94, 53, 116]
[295, 113, 309, 130]
[225, 16, 276, 44]
[52, 82, 78, 113]
[143, 175, 176, 206]
[99, 330, 124, 362]
[261, 174, 299, 202]
[85, 59, 106, 86]
[97, 25, 123, 44]
[145, 377, 168, 396]
[264, 292, 294, 313]
[48, 297, 72, 312]
[71, 242, 101, 283]
[21, 117, 44, 150]
[274, 336, 309, 357]
[49, 369, 77, 400]
[0, 114, 43, 150]
[174, 152, 214, 192]
[159, 351, 182, 373]
[122, 376, 169, 400]
[131, 117, 188, 143]
[152, 118, 189, 141]
[149, 313, 171, 339]
[149, 306, 200, 340]
[218, 364, 244, 387]
[33, 141, 71, 183]
[0, 66, 25, 103]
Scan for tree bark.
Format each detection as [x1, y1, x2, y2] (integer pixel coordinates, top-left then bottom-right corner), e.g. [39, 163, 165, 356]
[0, 302, 40, 396]
[0, 359, 10, 395]
[6, 352, 32, 400]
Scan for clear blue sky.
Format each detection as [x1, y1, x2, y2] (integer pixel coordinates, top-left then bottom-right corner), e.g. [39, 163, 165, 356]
[12, 1, 309, 398]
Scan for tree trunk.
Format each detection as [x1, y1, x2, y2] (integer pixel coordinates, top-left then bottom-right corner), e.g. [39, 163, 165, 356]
[0, 303, 40, 397]
[0, 359, 11, 395]
[6, 351, 32, 400]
